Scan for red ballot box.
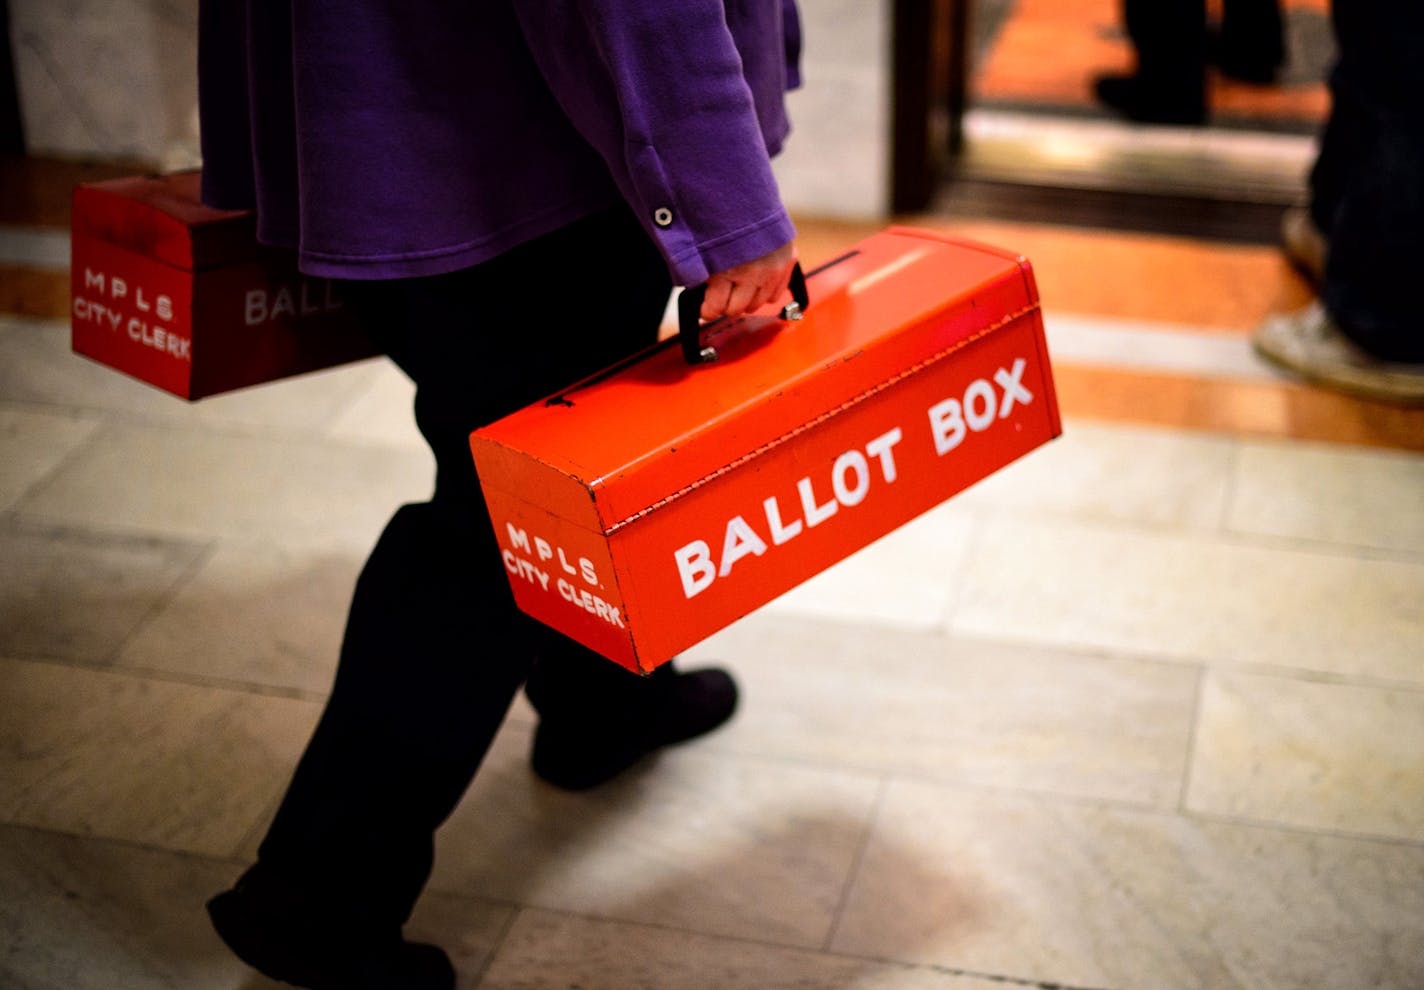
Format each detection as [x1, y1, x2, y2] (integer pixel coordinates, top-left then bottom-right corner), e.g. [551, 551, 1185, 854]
[70, 171, 376, 400]
[470, 227, 1061, 674]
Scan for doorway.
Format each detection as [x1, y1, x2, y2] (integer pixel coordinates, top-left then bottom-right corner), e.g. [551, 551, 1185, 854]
[892, 0, 1333, 241]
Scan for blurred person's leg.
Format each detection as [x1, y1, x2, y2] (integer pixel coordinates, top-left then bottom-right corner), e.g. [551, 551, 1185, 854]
[1216, 0, 1286, 83]
[1318, 0, 1424, 364]
[1255, 1, 1424, 402]
[1097, 0, 1207, 124]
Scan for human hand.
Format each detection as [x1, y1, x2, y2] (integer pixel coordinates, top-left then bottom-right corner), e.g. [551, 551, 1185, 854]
[700, 240, 798, 322]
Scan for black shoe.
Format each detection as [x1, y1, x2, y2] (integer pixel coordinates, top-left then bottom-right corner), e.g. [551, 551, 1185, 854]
[530, 666, 738, 790]
[1094, 73, 1207, 125]
[207, 875, 455, 990]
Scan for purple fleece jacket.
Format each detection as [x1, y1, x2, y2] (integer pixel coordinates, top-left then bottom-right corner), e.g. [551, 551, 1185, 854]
[198, 0, 801, 286]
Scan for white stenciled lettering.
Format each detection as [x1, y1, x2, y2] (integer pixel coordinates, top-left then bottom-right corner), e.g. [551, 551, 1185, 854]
[270, 287, 296, 320]
[797, 476, 839, 527]
[122, 317, 191, 361]
[504, 526, 601, 589]
[718, 515, 768, 578]
[506, 524, 532, 554]
[245, 279, 343, 327]
[929, 397, 966, 454]
[72, 297, 124, 331]
[763, 495, 802, 545]
[556, 579, 625, 628]
[864, 427, 902, 482]
[78, 271, 171, 322]
[667, 361, 1038, 600]
[675, 540, 716, 598]
[556, 546, 580, 577]
[929, 361, 1035, 456]
[245, 289, 266, 327]
[995, 359, 1032, 416]
[502, 550, 550, 591]
[674, 426, 907, 598]
[831, 450, 871, 507]
[964, 379, 996, 432]
[300, 280, 323, 315]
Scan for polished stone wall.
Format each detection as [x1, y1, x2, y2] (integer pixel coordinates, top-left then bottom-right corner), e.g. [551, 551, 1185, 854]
[10, 0, 201, 169]
[9, 0, 889, 216]
[774, 0, 892, 217]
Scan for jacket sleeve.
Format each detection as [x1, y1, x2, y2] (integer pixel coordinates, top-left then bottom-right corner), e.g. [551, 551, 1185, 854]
[511, 0, 796, 286]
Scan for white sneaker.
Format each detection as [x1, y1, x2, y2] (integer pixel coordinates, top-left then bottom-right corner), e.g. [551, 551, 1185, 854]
[1253, 302, 1424, 406]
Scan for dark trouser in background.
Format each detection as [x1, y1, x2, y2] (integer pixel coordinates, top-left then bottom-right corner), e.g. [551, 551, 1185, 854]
[241, 207, 675, 935]
[1122, 0, 1284, 98]
[1310, 1, 1424, 363]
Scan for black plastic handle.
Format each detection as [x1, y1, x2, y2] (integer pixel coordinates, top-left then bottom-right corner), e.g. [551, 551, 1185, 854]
[678, 262, 810, 365]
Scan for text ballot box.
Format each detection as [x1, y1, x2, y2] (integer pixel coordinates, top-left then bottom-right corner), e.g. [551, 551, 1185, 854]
[471, 227, 1061, 673]
[70, 171, 375, 400]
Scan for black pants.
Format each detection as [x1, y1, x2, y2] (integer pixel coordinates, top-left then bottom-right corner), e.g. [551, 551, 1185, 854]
[1311, 1, 1424, 363]
[248, 208, 674, 933]
[1122, 0, 1284, 99]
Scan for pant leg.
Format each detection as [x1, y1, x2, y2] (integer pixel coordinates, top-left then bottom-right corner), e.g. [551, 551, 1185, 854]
[251, 206, 673, 932]
[1317, 1, 1424, 362]
[1122, 0, 1207, 101]
[1218, 0, 1286, 70]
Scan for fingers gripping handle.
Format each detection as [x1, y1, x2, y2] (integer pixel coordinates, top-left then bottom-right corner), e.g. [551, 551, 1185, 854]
[678, 263, 810, 365]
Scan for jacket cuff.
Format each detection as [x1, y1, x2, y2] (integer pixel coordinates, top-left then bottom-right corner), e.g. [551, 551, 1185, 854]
[661, 209, 797, 287]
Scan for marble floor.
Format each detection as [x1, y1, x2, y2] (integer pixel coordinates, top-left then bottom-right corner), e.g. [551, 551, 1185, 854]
[2, 159, 1423, 989]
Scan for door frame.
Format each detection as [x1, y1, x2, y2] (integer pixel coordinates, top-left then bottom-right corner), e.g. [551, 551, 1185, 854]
[891, 0, 969, 212]
[1, 0, 24, 154]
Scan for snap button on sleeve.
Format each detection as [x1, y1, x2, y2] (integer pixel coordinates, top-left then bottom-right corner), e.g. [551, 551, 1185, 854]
[653, 207, 674, 228]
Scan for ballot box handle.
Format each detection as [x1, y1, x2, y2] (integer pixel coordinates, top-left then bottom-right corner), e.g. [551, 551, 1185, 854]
[678, 262, 810, 365]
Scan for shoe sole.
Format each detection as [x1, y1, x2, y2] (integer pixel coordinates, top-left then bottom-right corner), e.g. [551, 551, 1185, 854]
[1253, 336, 1424, 407]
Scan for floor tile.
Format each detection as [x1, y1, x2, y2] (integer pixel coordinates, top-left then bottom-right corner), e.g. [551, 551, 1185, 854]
[430, 722, 880, 949]
[0, 657, 319, 857]
[115, 540, 359, 696]
[0, 824, 512, 990]
[777, 64, 889, 218]
[0, 315, 387, 433]
[0, 405, 102, 511]
[0, 524, 203, 663]
[1045, 313, 1285, 381]
[958, 417, 1236, 530]
[1228, 438, 1424, 554]
[0, 226, 69, 269]
[0, 266, 69, 319]
[760, 503, 975, 630]
[944, 219, 1315, 331]
[14, 421, 432, 550]
[323, 362, 424, 450]
[833, 780, 1424, 989]
[1049, 363, 1424, 453]
[480, 908, 1008, 990]
[0, 824, 278, 990]
[1188, 671, 1424, 842]
[950, 515, 1424, 685]
[684, 614, 1197, 808]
